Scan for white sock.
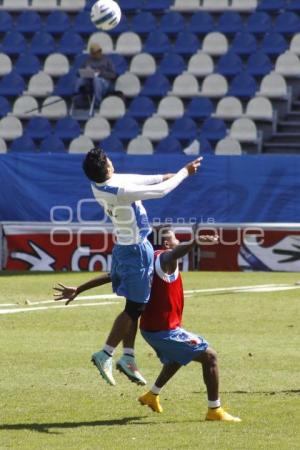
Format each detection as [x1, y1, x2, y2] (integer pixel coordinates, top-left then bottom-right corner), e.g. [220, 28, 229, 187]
[208, 399, 221, 409]
[151, 384, 161, 395]
[103, 344, 115, 356]
[123, 347, 135, 357]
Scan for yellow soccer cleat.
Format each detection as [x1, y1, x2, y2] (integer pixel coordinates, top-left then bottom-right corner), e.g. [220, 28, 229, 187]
[205, 407, 241, 422]
[138, 391, 163, 413]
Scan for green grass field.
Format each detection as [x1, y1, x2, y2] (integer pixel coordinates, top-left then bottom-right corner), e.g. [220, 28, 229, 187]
[0, 272, 299, 450]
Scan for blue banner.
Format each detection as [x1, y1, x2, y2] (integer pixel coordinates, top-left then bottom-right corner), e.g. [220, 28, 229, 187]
[0, 153, 299, 223]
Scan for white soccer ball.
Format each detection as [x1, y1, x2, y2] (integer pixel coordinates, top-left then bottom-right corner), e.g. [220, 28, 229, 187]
[90, 0, 122, 30]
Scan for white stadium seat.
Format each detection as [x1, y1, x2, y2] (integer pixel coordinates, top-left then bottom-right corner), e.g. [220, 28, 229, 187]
[290, 34, 300, 55]
[31, 0, 58, 11]
[127, 136, 154, 155]
[0, 137, 8, 153]
[171, 0, 201, 11]
[98, 96, 126, 119]
[229, 118, 258, 142]
[275, 51, 300, 77]
[115, 73, 141, 97]
[130, 53, 156, 77]
[202, 32, 228, 56]
[142, 117, 169, 141]
[230, 0, 257, 11]
[157, 96, 184, 119]
[0, 0, 29, 10]
[41, 96, 67, 118]
[115, 32, 142, 56]
[245, 97, 273, 121]
[60, 0, 85, 11]
[0, 116, 23, 141]
[215, 137, 242, 155]
[69, 135, 94, 153]
[187, 53, 214, 77]
[200, 74, 228, 98]
[202, 0, 229, 11]
[44, 54, 70, 77]
[257, 73, 288, 98]
[0, 53, 12, 76]
[12, 96, 39, 119]
[26, 72, 54, 97]
[214, 97, 243, 120]
[87, 33, 113, 54]
[84, 117, 111, 141]
[170, 74, 199, 97]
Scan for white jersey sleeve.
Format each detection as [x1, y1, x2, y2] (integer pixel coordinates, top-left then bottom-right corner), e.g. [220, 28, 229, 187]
[122, 174, 163, 185]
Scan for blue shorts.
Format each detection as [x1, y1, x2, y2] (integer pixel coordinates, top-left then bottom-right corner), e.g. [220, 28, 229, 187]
[141, 327, 209, 366]
[111, 239, 154, 303]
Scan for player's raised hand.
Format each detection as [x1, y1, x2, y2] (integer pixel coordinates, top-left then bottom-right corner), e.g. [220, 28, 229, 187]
[198, 234, 219, 244]
[185, 157, 203, 176]
[53, 283, 78, 305]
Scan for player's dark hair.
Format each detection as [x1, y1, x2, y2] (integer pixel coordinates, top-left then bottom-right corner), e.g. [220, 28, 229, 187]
[82, 147, 109, 183]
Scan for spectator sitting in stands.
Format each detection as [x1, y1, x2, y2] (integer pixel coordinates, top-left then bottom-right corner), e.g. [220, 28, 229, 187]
[76, 43, 116, 107]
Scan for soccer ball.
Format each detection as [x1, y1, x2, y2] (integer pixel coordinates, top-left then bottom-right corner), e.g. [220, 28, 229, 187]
[90, 0, 122, 30]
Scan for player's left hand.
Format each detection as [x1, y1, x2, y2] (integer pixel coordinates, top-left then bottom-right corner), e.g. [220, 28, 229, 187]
[198, 234, 219, 244]
[53, 283, 79, 305]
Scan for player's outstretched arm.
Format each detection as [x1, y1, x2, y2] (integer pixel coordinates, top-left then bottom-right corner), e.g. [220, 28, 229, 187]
[123, 173, 174, 185]
[53, 273, 112, 305]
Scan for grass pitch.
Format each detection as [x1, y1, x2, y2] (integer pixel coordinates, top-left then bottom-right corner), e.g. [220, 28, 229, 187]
[0, 271, 299, 450]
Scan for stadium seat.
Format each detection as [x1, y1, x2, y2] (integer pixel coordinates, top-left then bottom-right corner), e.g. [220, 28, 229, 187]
[275, 51, 300, 76]
[40, 135, 66, 153]
[140, 73, 170, 97]
[257, 72, 288, 98]
[257, 0, 285, 12]
[157, 96, 184, 119]
[127, 136, 154, 155]
[169, 117, 198, 140]
[113, 115, 140, 140]
[202, 32, 228, 56]
[127, 96, 155, 119]
[189, 11, 215, 35]
[31, 32, 56, 56]
[216, 52, 243, 77]
[41, 96, 68, 118]
[117, 0, 142, 11]
[26, 72, 54, 97]
[44, 54, 70, 77]
[84, 117, 111, 141]
[130, 53, 156, 77]
[201, 118, 227, 141]
[157, 53, 186, 76]
[143, 31, 171, 55]
[195, 137, 213, 154]
[245, 97, 273, 121]
[73, 11, 97, 34]
[202, 0, 229, 11]
[173, 32, 200, 55]
[53, 72, 77, 97]
[159, 11, 185, 34]
[45, 11, 71, 35]
[214, 96, 243, 120]
[246, 51, 273, 77]
[0, 137, 7, 153]
[69, 135, 94, 153]
[0, 53, 12, 76]
[100, 134, 123, 152]
[115, 72, 141, 97]
[261, 33, 288, 56]
[0, 11, 13, 32]
[57, 31, 85, 56]
[229, 117, 258, 142]
[98, 95, 126, 119]
[231, 32, 257, 56]
[215, 137, 242, 155]
[287, 0, 300, 12]
[15, 52, 41, 77]
[170, 74, 199, 97]
[16, 11, 42, 34]
[109, 54, 128, 75]
[108, 15, 129, 36]
[26, 117, 52, 139]
[186, 97, 214, 120]
[0, 71, 25, 96]
[230, 0, 257, 11]
[274, 12, 300, 35]
[290, 34, 300, 54]
[54, 117, 81, 140]
[228, 72, 257, 99]
[0, 96, 11, 117]
[88, 32, 114, 54]
[60, 0, 85, 11]
[172, 0, 201, 12]
[142, 0, 172, 11]
[142, 117, 169, 141]
[0, 0, 29, 11]
[10, 135, 37, 153]
[131, 12, 157, 34]
[246, 12, 272, 35]
[0, 116, 23, 141]
[31, 0, 58, 11]
[12, 95, 39, 119]
[182, 138, 200, 155]
[116, 32, 142, 55]
[199, 74, 228, 98]
[155, 136, 182, 153]
[1, 31, 27, 55]
[218, 12, 243, 35]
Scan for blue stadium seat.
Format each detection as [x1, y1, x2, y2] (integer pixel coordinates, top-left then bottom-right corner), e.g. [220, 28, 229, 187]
[246, 51, 273, 76]
[31, 32, 56, 56]
[108, 15, 130, 35]
[117, 0, 142, 12]
[160, 12, 185, 34]
[190, 11, 215, 35]
[143, 31, 171, 55]
[218, 12, 244, 35]
[287, 0, 300, 11]
[274, 12, 300, 34]
[155, 136, 182, 154]
[157, 53, 186, 76]
[169, 117, 198, 140]
[100, 134, 123, 152]
[201, 118, 227, 142]
[15, 52, 41, 77]
[173, 32, 200, 55]
[216, 52, 243, 77]
[127, 96, 155, 119]
[260, 32, 288, 56]
[10, 135, 37, 153]
[131, 12, 157, 34]
[84, 0, 96, 10]
[0, 71, 25, 96]
[185, 97, 214, 120]
[1, 32, 27, 55]
[73, 11, 97, 34]
[45, 11, 71, 35]
[40, 135, 66, 153]
[231, 32, 257, 56]
[26, 117, 52, 140]
[0, 96, 11, 117]
[197, 136, 213, 154]
[0, 11, 13, 33]
[57, 31, 85, 56]
[257, 0, 286, 12]
[247, 12, 272, 34]
[16, 11, 42, 34]
[54, 117, 81, 140]
[228, 72, 257, 98]
[140, 73, 170, 96]
[73, 53, 88, 70]
[113, 115, 140, 139]
[142, 0, 172, 11]
[109, 54, 128, 75]
[54, 72, 77, 96]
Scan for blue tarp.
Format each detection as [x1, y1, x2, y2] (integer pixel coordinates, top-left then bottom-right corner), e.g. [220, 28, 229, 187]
[0, 153, 299, 223]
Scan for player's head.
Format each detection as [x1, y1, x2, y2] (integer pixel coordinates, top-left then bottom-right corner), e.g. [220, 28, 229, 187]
[82, 147, 114, 183]
[158, 226, 179, 250]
